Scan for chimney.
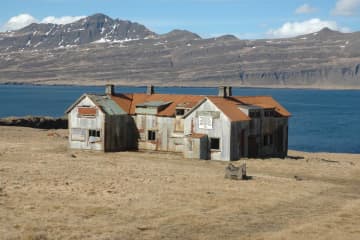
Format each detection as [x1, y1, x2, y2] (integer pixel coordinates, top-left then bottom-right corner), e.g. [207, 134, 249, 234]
[218, 86, 227, 98]
[218, 86, 232, 98]
[105, 84, 115, 96]
[147, 85, 154, 95]
[226, 86, 232, 97]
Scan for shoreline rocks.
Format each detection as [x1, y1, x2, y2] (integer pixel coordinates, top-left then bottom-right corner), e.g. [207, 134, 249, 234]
[0, 116, 67, 129]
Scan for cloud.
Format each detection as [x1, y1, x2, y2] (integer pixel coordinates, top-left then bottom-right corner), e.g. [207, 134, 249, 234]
[332, 0, 360, 15]
[295, 4, 316, 14]
[267, 18, 350, 38]
[0, 14, 85, 32]
[41, 16, 85, 25]
[0, 14, 37, 31]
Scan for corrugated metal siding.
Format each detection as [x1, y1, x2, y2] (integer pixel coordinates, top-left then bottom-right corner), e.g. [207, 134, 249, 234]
[184, 99, 231, 161]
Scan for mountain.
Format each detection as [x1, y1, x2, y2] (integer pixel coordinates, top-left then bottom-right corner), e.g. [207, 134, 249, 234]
[0, 13, 155, 50]
[0, 14, 359, 88]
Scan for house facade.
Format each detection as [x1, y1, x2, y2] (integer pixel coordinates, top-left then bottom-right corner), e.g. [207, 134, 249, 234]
[66, 85, 290, 161]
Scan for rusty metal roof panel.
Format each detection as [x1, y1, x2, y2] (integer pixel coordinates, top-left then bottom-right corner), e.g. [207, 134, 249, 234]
[136, 101, 173, 108]
[232, 96, 291, 117]
[207, 96, 251, 121]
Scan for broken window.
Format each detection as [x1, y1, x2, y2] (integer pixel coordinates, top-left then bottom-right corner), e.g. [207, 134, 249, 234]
[89, 129, 101, 137]
[210, 138, 220, 150]
[148, 130, 156, 141]
[88, 129, 101, 143]
[263, 134, 273, 146]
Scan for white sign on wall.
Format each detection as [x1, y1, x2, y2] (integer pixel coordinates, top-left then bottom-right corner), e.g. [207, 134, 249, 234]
[199, 116, 213, 129]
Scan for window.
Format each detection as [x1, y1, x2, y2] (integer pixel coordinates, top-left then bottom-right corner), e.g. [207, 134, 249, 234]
[210, 138, 220, 150]
[249, 110, 260, 118]
[264, 110, 274, 117]
[148, 130, 156, 141]
[263, 134, 273, 146]
[89, 129, 101, 137]
[176, 108, 185, 116]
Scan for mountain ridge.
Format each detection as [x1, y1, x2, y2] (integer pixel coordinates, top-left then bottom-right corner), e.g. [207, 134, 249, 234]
[0, 13, 359, 88]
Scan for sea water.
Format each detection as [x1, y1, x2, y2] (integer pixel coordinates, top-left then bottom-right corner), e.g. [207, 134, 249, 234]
[0, 84, 359, 153]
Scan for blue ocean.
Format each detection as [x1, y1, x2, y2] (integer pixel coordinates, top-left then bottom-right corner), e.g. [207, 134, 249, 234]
[0, 84, 359, 154]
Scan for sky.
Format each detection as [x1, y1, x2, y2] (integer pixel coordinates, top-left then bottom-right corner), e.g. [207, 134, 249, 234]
[0, 0, 359, 39]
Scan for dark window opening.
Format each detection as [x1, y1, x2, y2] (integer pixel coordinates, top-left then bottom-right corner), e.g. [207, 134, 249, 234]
[263, 134, 273, 146]
[210, 138, 220, 150]
[176, 108, 185, 116]
[264, 110, 274, 117]
[148, 130, 156, 141]
[249, 111, 260, 118]
[89, 129, 100, 137]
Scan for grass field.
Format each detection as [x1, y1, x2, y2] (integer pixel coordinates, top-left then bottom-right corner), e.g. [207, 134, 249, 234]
[0, 126, 359, 240]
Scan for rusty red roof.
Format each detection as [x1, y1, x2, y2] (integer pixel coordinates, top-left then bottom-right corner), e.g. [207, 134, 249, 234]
[110, 93, 290, 121]
[111, 93, 204, 117]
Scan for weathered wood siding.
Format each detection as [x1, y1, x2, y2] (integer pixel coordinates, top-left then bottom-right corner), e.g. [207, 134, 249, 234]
[104, 115, 138, 152]
[248, 111, 288, 158]
[184, 136, 209, 160]
[184, 99, 231, 161]
[134, 114, 183, 152]
[230, 121, 249, 160]
[68, 96, 105, 151]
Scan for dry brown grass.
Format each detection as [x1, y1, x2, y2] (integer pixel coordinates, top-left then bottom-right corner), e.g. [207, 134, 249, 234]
[0, 126, 359, 240]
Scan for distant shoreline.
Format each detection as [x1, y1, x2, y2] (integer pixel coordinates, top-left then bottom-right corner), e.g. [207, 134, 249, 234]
[1, 82, 360, 91]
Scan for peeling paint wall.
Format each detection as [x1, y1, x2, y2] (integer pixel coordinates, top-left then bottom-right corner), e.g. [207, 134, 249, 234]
[135, 114, 184, 152]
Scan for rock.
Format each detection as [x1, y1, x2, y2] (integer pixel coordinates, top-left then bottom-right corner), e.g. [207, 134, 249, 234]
[225, 163, 247, 180]
[0, 116, 67, 129]
[294, 175, 303, 181]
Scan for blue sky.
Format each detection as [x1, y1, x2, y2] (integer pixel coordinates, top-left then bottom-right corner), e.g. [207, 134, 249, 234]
[1, 0, 359, 38]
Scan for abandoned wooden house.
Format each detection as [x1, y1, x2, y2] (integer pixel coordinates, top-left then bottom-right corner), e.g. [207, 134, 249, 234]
[66, 85, 290, 161]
